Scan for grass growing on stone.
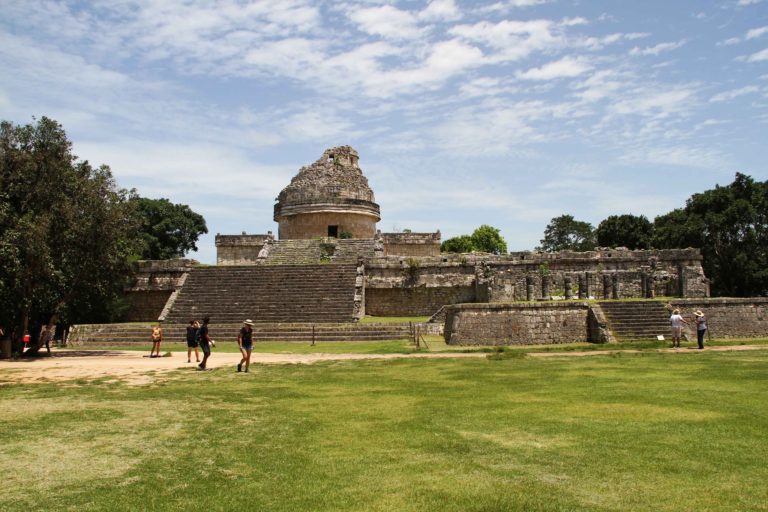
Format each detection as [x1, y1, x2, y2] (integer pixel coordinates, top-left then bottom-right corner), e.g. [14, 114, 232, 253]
[2, 351, 768, 511]
[360, 315, 431, 323]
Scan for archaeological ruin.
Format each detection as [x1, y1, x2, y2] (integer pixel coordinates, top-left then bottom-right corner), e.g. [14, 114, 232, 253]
[71, 146, 768, 346]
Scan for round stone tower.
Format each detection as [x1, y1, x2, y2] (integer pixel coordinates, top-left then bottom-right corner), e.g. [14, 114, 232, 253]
[274, 146, 381, 240]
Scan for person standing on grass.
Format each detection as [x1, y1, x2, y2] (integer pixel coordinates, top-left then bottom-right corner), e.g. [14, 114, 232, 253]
[237, 319, 254, 373]
[186, 319, 200, 363]
[197, 316, 212, 370]
[669, 309, 688, 348]
[39, 323, 54, 355]
[149, 323, 163, 358]
[694, 310, 707, 350]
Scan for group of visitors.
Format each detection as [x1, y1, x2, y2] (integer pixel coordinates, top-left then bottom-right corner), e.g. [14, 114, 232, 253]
[669, 308, 707, 349]
[150, 316, 253, 372]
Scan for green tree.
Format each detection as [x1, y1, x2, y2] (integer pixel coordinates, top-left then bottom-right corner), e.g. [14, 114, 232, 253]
[470, 224, 507, 255]
[538, 215, 596, 252]
[132, 196, 208, 259]
[596, 214, 654, 249]
[441, 226, 508, 255]
[653, 173, 768, 297]
[441, 235, 475, 253]
[0, 117, 140, 354]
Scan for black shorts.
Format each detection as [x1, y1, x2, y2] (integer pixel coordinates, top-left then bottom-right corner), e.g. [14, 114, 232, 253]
[201, 342, 211, 355]
[186, 339, 199, 348]
[241, 342, 253, 352]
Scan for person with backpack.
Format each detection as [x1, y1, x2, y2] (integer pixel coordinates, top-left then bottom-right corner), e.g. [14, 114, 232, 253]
[197, 317, 212, 370]
[186, 319, 200, 364]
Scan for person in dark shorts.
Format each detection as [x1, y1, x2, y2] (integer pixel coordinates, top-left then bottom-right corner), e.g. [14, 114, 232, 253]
[186, 319, 200, 363]
[237, 319, 254, 373]
[197, 317, 212, 370]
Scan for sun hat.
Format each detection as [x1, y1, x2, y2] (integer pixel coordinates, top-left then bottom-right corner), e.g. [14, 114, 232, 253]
[244, 319, 254, 325]
[693, 310, 704, 317]
[672, 309, 680, 314]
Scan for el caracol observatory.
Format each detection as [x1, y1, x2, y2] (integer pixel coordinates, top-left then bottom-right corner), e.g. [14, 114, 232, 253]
[273, 146, 381, 240]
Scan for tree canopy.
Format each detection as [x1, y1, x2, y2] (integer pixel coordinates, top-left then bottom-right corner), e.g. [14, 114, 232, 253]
[0, 117, 140, 353]
[596, 214, 653, 249]
[538, 215, 596, 252]
[653, 173, 768, 297]
[131, 196, 208, 260]
[441, 225, 507, 255]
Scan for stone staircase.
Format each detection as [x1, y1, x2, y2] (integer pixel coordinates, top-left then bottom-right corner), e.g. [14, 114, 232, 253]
[598, 300, 671, 341]
[163, 264, 358, 323]
[69, 322, 411, 344]
[263, 239, 375, 265]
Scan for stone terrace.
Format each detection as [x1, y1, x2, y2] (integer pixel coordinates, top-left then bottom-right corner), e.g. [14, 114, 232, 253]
[163, 264, 358, 323]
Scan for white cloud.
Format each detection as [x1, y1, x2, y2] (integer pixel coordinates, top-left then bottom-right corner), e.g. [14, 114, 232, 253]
[738, 0, 764, 5]
[629, 40, 686, 56]
[709, 86, 760, 102]
[609, 87, 696, 118]
[517, 56, 592, 80]
[449, 19, 564, 62]
[420, 0, 462, 22]
[348, 5, 423, 40]
[747, 26, 768, 39]
[745, 48, 768, 62]
[719, 37, 742, 46]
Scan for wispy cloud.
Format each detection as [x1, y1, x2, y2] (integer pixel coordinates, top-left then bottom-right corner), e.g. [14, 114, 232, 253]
[629, 40, 686, 56]
[709, 85, 760, 102]
[517, 56, 592, 80]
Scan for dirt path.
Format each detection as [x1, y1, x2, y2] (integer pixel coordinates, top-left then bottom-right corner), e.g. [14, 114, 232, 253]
[1, 345, 766, 385]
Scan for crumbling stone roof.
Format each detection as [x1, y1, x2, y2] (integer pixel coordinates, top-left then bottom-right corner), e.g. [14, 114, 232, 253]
[277, 146, 376, 205]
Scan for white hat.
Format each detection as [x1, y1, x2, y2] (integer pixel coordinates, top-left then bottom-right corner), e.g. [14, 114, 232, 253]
[244, 319, 254, 325]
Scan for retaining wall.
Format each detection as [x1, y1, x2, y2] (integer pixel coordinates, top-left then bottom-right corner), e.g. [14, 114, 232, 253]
[670, 298, 768, 339]
[444, 302, 592, 346]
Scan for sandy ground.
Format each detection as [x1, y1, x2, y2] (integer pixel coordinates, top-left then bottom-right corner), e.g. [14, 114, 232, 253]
[1, 345, 766, 385]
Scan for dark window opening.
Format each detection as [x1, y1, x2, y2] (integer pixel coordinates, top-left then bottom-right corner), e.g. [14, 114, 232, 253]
[328, 225, 338, 237]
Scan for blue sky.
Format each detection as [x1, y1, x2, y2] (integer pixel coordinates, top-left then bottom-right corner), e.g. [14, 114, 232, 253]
[2, 0, 767, 263]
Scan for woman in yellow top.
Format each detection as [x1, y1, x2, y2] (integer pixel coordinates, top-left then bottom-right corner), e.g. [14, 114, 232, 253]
[149, 324, 163, 358]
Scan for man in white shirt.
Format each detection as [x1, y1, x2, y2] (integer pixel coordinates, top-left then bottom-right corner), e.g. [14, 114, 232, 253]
[669, 309, 689, 348]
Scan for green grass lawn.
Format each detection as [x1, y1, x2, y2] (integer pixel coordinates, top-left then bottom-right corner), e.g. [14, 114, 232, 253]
[2, 350, 767, 511]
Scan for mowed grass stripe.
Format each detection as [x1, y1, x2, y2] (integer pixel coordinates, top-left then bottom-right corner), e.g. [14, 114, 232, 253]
[0, 352, 766, 511]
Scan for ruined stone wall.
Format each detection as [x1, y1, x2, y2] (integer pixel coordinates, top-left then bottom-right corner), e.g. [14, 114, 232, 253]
[443, 302, 591, 346]
[124, 259, 196, 322]
[669, 298, 768, 339]
[124, 291, 173, 322]
[364, 249, 707, 317]
[278, 210, 377, 240]
[380, 231, 441, 257]
[216, 233, 273, 265]
[365, 259, 476, 316]
[366, 287, 475, 316]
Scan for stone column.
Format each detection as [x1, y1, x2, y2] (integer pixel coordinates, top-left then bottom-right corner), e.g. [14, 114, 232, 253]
[526, 276, 534, 301]
[541, 275, 550, 300]
[603, 274, 612, 300]
[578, 274, 586, 299]
[564, 276, 573, 300]
[611, 273, 619, 299]
[646, 274, 655, 298]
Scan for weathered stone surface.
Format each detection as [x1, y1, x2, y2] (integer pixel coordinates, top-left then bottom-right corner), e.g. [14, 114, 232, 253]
[216, 232, 273, 265]
[669, 298, 768, 339]
[379, 231, 441, 257]
[444, 302, 591, 346]
[273, 146, 380, 239]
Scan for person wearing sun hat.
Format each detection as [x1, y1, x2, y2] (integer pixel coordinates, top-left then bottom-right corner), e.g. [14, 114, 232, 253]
[693, 310, 707, 350]
[237, 319, 254, 373]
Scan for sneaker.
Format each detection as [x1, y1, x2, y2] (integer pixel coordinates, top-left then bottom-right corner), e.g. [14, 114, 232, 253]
[244, 368, 249, 373]
[237, 363, 242, 372]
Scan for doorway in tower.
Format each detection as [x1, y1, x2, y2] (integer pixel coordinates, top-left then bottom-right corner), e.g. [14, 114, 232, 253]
[328, 225, 338, 238]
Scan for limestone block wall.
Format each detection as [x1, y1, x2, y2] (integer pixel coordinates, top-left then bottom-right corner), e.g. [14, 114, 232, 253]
[278, 210, 377, 240]
[366, 286, 475, 316]
[216, 233, 273, 265]
[444, 302, 591, 346]
[380, 231, 441, 257]
[124, 259, 196, 322]
[669, 298, 768, 339]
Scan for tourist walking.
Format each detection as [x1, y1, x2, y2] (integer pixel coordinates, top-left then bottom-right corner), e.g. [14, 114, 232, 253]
[198, 316, 212, 370]
[237, 319, 254, 373]
[39, 323, 54, 355]
[669, 309, 688, 348]
[694, 310, 707, 350]
[186, 319, 200, 363]
[149, 324, 163, 357]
